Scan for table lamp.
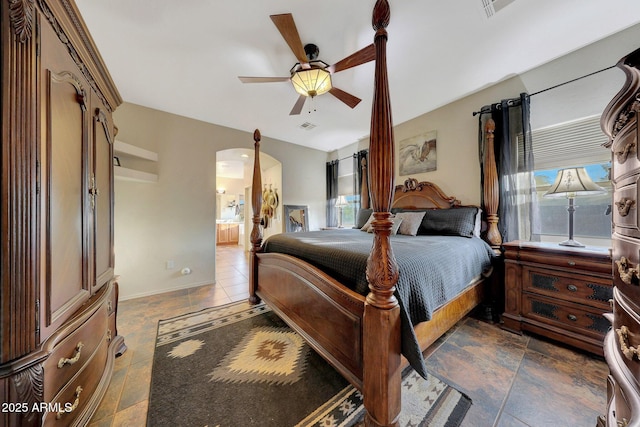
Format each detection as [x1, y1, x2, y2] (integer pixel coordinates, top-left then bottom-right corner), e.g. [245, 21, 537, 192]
[336, 195, 348, 228]
[543, 167, 606, 247]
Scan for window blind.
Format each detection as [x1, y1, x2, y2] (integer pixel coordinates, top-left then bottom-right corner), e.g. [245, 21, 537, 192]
[521, 115, 610, 170]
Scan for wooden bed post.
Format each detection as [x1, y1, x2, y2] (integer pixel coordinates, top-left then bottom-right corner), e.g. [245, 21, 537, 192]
[249, 129, 263, 304]
[483, 119, 502, 249]
[361, 157, 370, 209]
[363, 1, 401, 426]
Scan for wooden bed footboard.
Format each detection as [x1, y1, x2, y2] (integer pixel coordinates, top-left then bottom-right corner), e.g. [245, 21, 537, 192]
[254, 252, 366, 388]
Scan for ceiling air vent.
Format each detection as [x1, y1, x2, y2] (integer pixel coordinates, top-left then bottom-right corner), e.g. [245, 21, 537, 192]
[481, 0, 516, 19]
[299, 122, 316, 131]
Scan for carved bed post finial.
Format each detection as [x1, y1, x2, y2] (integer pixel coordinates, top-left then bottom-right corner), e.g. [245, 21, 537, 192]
[483, 119, 502, 248]
[249, 129, 263, 304]
[364, 1, 402, 426]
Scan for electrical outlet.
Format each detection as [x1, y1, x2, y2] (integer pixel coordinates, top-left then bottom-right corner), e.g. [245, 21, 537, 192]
[166, 260, 175, 269]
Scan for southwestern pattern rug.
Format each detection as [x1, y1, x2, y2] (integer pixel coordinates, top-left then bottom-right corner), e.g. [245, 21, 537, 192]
[147, 301, 471, 427]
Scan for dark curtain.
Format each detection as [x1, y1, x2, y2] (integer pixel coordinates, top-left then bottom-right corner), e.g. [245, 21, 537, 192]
[479, 93, 539, 243]
[353, 149, 368, 211]
[326, 160, 339, 227]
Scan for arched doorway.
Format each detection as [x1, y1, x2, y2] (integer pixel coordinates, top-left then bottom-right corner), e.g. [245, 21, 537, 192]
[215, 147, 281, 252]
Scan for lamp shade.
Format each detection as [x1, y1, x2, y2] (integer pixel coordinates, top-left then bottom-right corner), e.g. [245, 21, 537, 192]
[543, 167, 606, 198]
[290, 65, 332, 98]
[335, 195, 348, 207]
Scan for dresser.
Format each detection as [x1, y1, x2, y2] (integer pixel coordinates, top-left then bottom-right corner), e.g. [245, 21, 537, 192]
[502, 241, 612, 356]
[600, 47, 640, 427]
[1, 1, 124, 426]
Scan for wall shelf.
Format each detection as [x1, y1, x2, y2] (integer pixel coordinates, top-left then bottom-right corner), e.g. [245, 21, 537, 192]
[114, 140, 158, 161]
[114, 166, 159, 183]
[114, 139, 158, 183]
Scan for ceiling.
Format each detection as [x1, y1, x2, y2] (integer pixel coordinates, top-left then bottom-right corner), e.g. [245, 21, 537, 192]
[75, 0, 640, 153]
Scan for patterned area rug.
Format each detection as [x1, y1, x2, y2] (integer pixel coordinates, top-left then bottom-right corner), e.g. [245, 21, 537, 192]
[147, 301, 471, 427]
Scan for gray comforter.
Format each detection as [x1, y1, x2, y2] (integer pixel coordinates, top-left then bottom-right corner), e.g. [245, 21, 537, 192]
[262, 229, 495, 377]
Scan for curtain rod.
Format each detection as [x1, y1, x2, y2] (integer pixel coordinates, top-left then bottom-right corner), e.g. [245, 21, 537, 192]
[333, 149, 368, 163]
[471, 64, 617, 116]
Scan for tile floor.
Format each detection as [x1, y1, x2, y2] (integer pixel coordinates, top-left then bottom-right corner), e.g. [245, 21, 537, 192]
[89, 244, 608, 427]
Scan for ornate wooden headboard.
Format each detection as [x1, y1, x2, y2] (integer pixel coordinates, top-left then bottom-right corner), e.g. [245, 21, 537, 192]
[392, 178, 460, 210]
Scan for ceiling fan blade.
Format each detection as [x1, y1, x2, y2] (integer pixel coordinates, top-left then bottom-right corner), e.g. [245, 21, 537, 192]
[270, 14, 309, 66]
[289, 95, 306, 115]
[328, 44, 375, 74]
[329, 87, 361, 109]
[238, 76, 290, 83]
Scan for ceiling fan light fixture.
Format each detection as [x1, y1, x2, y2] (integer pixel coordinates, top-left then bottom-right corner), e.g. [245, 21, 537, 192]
[290, 63, 332, 98]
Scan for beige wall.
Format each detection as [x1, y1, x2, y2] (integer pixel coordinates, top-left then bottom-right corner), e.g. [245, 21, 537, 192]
[332, 76, 527, 206]
[113, 104, 326, 299]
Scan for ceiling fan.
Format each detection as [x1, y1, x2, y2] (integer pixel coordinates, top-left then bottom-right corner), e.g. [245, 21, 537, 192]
[238, 13, 376, 115]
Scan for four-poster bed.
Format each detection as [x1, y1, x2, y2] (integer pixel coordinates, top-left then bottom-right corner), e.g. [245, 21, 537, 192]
[248, 1, 502, 425]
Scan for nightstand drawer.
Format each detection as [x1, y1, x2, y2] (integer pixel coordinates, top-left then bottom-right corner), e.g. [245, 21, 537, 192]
[522, 265, 612, 310]
[522, 293, 610, 340]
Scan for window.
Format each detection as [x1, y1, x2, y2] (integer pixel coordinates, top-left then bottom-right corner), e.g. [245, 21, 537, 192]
[337, 158, 357, 228]
[527, 115, 612, 242]
[534, 163, 611, 239]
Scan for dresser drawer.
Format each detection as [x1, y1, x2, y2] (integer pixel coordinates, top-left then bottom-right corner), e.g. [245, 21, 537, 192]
[522, 293, 610, 340]
[613, 176, 640, 239]
[612, 121, 639, 184]
[522, 265, 612, 310]
[611, 289, 640, 385]
[612, 234, 640, 306]
[506, 244, 611, 275]
[43, 304, 109, 400]
[42, 331, 109, 427]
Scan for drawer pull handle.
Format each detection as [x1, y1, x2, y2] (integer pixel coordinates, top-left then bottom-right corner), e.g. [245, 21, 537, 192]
[58, 342, 84, 368]
[56, 386, 83, 419]
[615, 198, 636, 217]
[567, 285, 578, 292]
[567, 261, 576, 266]
[615, 257, 640, 286]
[567, 314, 578, 322]
[616, 326, 640, 361]
[615, 140, 636, 164]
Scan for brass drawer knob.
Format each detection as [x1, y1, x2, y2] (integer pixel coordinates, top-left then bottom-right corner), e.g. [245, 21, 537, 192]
[615, 257, 640, 286]
[57, 342, 84, 368]
[616, 325, 639, 362]
[567, 285, 578, 292]
[567, 314, 578, 322]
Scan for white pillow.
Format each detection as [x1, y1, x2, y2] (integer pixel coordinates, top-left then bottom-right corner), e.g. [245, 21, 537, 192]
[474, 208, 482, 238]
[395, 212, 426, 236]
[364, 214, 403, 235]
[360, 213, 375, 232]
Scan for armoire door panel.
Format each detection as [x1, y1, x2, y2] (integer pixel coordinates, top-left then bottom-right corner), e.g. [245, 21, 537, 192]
[92, 106, 115, 291]
[41, 68, 90, 337]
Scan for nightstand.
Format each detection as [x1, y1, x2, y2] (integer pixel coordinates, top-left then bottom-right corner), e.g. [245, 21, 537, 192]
[502, 241, 612, 355]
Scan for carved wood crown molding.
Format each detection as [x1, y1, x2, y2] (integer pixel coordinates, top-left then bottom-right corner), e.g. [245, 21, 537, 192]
[612, 92, 640, 138]
[9, 0, 35, 42]
[36, 0, 113, 113]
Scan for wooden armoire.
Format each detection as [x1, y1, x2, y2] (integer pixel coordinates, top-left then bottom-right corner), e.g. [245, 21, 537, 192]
[600, 47, 640, 427]
[1, 1, 124, 426]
